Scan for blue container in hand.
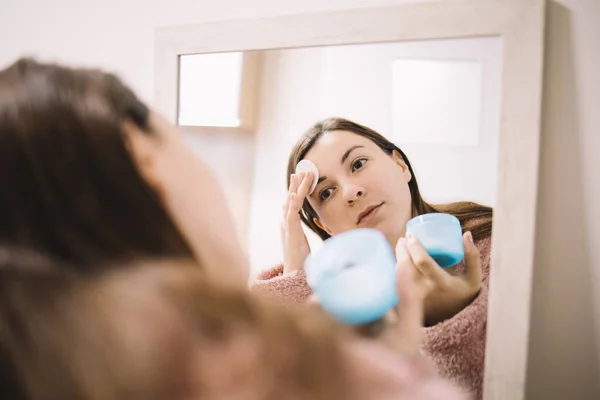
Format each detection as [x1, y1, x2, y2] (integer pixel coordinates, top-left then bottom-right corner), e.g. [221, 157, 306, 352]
[304, 228, 399, 325]
[405, 213, 464, 268]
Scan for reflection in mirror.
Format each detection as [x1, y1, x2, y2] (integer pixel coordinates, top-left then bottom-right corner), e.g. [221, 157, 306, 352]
[178, 51, 261, 131]
[177, 37, 501, 268]
[176, 37, 502, 399]
[178, 52, 244, 127]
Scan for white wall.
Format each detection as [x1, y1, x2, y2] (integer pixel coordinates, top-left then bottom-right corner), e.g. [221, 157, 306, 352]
[180, 127, 255, 245]
[0, 0, 419, 104]
[0, 0, 598, 397]
[246, 48, 327, 272]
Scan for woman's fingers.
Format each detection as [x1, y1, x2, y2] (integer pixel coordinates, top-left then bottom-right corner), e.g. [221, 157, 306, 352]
[393, 248, 425, 353]
[462, 231, 482, 287]
[395, 238, 425, 328]
[377, 238, 424, 355]
[286, 172, 313, 221]
[395, 237, 428, 288]
[285, 174, 300, 214]
[289, 173, 301, 194]
[396, 238, 414, 269]
[404, 233, 448, 285]
[284, 175, 309, 247]
[281, 173, 314, 275]
[296, 171, 314, 201]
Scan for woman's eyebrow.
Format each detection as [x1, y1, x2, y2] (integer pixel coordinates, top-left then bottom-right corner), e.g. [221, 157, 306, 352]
[312, 145, 366, 191]
[340, 145, 365, 164]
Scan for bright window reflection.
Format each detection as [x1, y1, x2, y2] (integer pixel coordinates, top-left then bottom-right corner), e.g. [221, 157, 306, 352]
[178, 52, 243, 127]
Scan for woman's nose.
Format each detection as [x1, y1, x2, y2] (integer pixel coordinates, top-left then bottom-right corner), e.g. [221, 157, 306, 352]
[343, 184, 364, 205]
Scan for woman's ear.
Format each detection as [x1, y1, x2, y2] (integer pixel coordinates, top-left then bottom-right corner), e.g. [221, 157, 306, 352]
[123, 119, 155, 168]
[121, 118, 166, 198]
[313, 218, 332, 235]
[392, 150, 412, 183]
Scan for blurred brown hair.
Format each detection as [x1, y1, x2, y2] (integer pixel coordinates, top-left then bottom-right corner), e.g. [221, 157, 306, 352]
[0, 58, 192, 270]
[119, 262, 351, 400]
[0, 251, 195, 400]
[287, 117, 493, 242]
[0, 253, 353, 400]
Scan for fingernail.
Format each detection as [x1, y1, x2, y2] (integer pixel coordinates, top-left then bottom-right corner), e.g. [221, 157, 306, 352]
[466, 231, 473, 244]
[406, 232, 415, 242]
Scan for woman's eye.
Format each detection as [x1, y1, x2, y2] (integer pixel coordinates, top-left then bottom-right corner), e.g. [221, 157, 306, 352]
[319, 188, 334, 201]
[352, 158, 367, 172]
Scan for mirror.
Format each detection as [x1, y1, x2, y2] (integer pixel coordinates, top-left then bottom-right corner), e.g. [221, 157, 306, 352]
[154, 2, 545, 399]
[175, 37, 503, 275]
[176, 38, 501, 400]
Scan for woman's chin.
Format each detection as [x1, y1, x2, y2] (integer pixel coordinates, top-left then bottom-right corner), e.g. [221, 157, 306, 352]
[378, 227, 404, 248]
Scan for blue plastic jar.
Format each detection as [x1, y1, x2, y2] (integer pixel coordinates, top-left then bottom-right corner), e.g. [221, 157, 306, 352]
[304, 228, 399, 325]
[406, 213, 464, 268]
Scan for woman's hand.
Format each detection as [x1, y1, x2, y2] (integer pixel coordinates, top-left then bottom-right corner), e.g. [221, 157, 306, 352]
[309, 256, 426, 357]
[397, 231, 482, 326]
[281, 172, 314, 274]
[374, 242, 428, 356]
[339, 238, 428, 356]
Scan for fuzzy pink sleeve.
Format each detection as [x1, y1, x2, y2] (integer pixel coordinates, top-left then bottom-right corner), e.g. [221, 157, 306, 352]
[250, 264, 313, 305]
[421, 237, 492, 400]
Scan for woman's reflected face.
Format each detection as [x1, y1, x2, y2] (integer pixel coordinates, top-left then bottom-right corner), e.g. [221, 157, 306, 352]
[304, 130, 413, 245]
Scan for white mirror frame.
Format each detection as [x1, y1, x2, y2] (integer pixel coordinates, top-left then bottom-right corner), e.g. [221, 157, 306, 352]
[154, 1, 546, 399]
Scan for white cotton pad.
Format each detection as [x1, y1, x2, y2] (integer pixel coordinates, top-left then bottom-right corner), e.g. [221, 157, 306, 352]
[295, 159, 319, 195]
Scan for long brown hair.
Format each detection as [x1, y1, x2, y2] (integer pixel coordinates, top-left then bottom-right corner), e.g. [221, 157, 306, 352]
[287, 117, 493, 242]
[0, 252, 196, 400]
[146, 262, 350, 400]
[0, 252, 351, 400]
[0, 58, 192, 270]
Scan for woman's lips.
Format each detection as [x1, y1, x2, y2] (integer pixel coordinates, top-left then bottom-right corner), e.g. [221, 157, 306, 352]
[357, 203, 384, 224]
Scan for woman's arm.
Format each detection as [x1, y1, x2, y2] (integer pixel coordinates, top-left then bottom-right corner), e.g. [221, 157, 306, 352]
[250, 264, 313, 304]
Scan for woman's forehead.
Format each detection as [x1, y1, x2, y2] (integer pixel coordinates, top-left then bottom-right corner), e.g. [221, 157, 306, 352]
[305, 130, 375, 160]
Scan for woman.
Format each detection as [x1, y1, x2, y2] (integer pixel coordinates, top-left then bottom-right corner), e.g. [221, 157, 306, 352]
[0, 248, 466, 400]
[0, 59, 464, 397]
[253, 117, 493, 399]
[0, 58, 247, 286]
